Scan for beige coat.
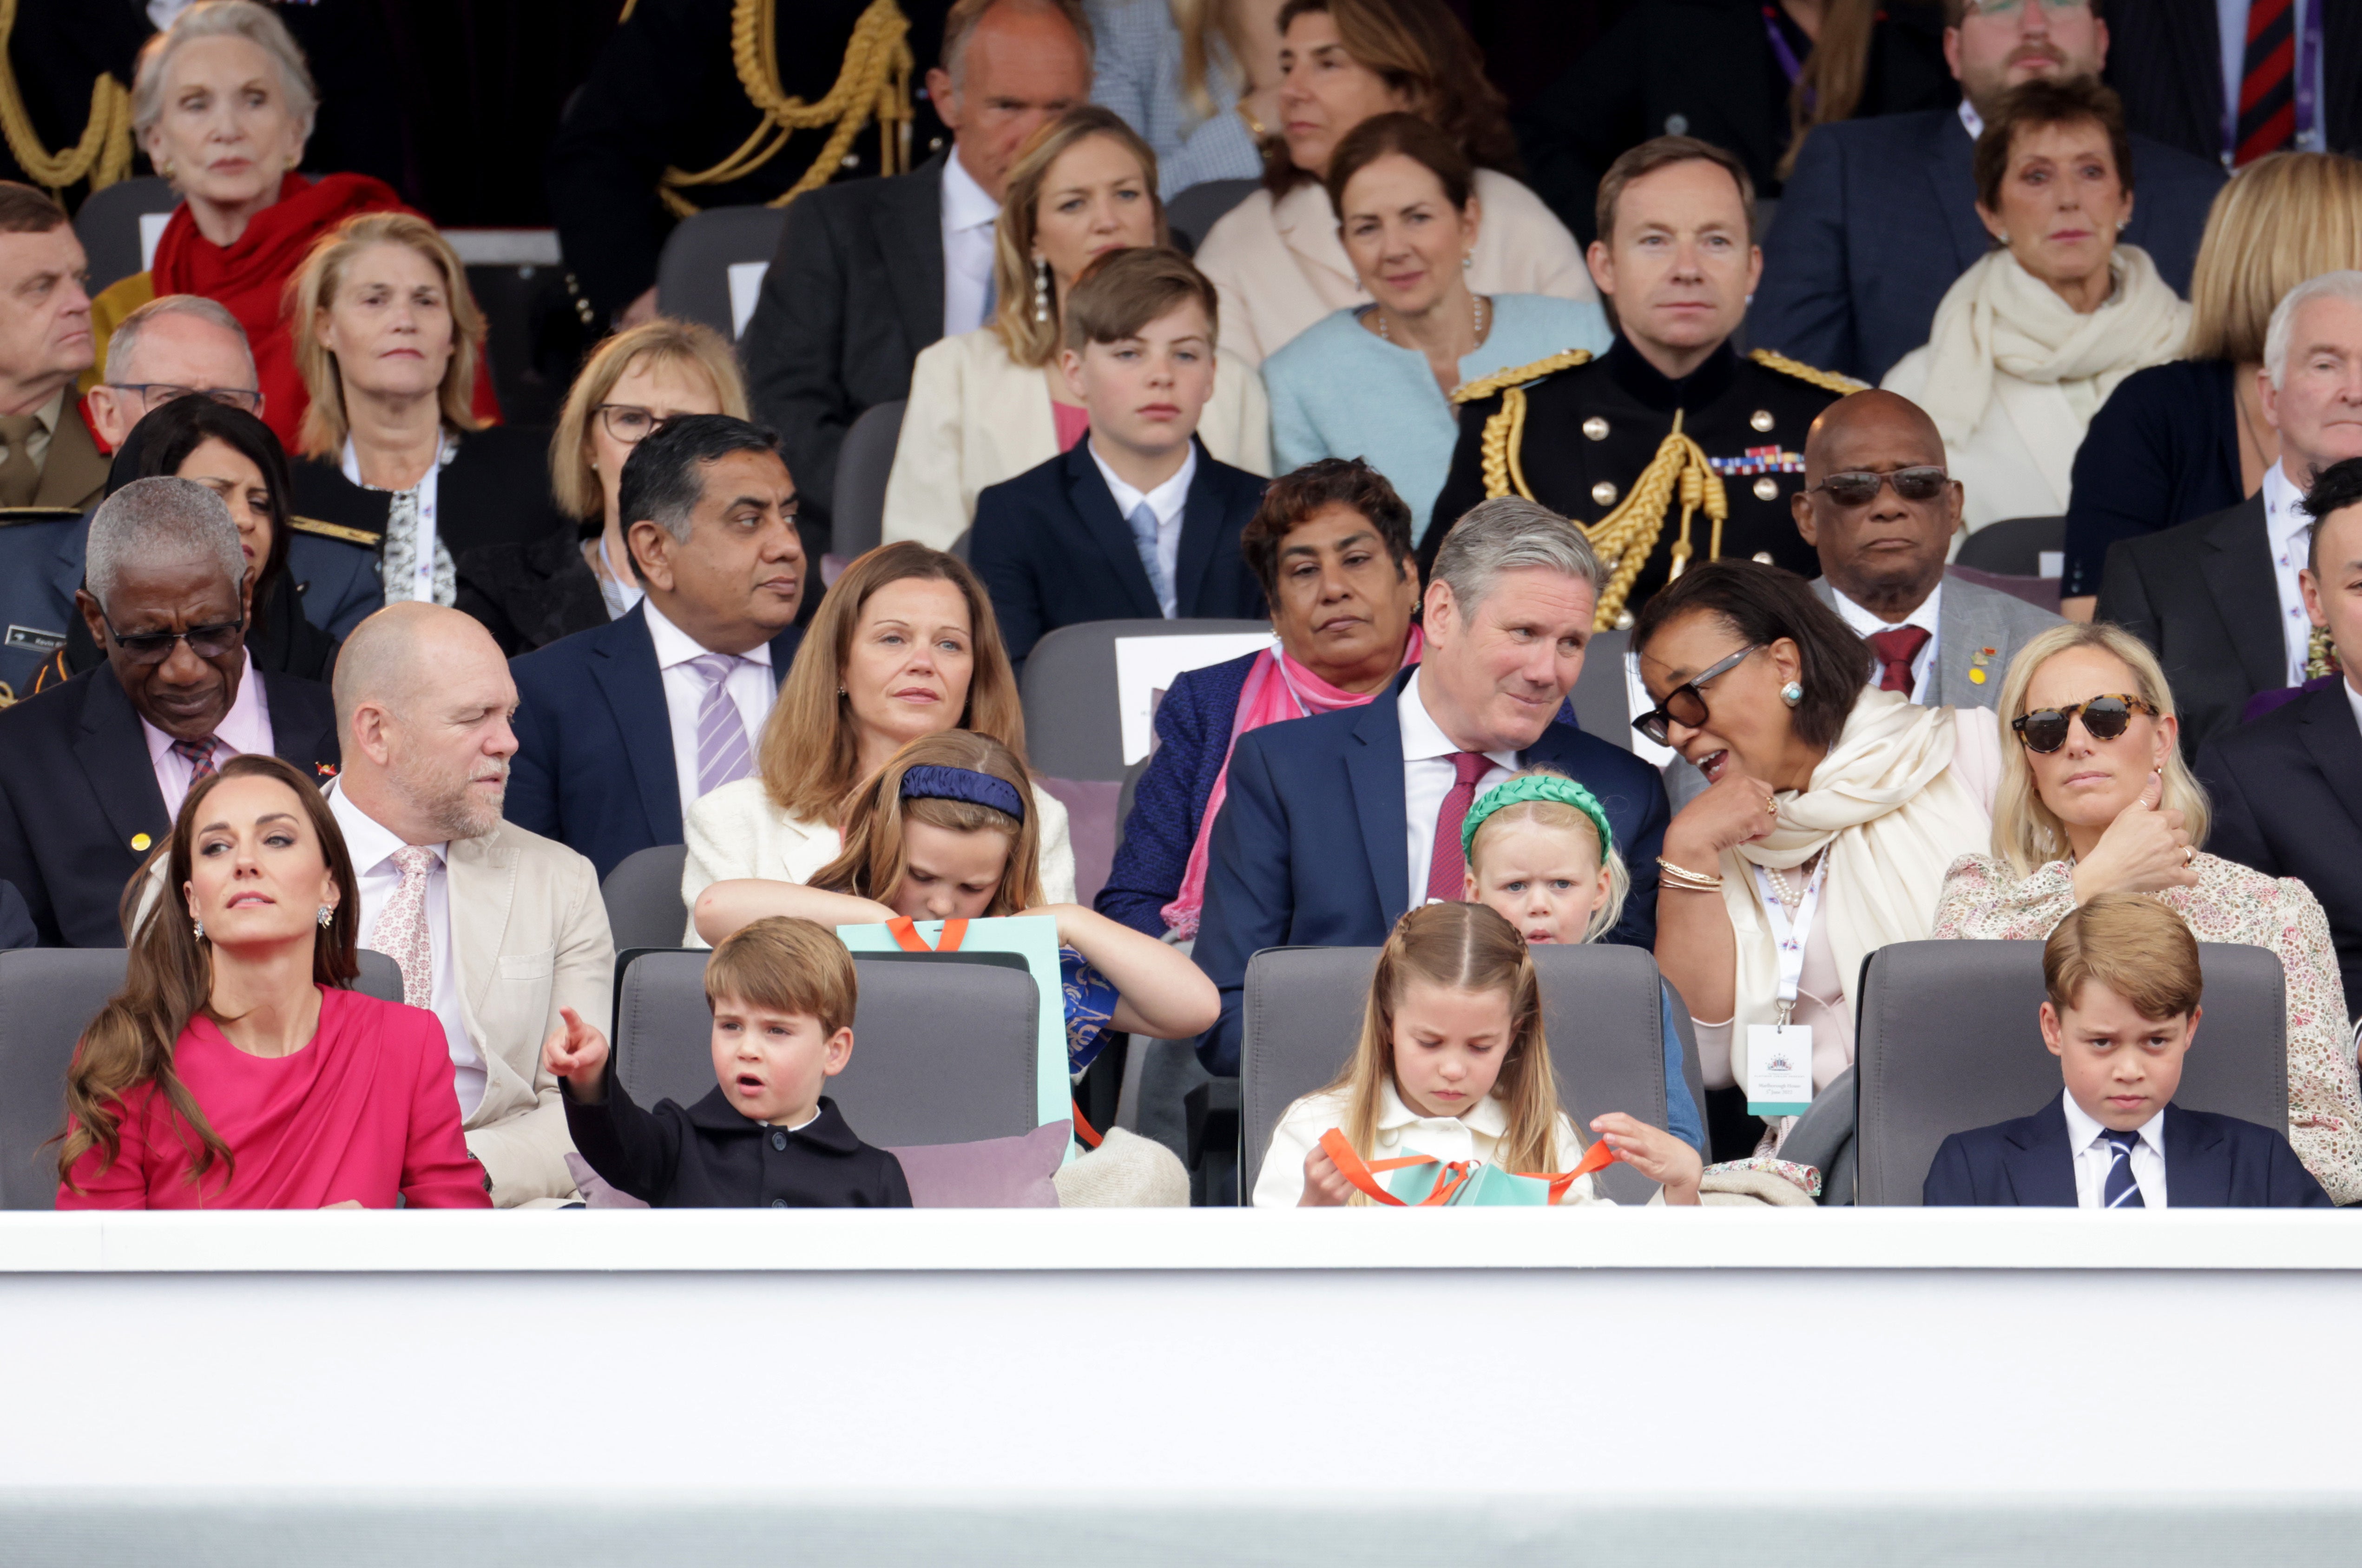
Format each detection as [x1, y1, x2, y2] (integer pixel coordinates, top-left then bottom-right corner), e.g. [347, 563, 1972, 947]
[1192, 171, 1595, 369]
[880, 326, 1273, 552]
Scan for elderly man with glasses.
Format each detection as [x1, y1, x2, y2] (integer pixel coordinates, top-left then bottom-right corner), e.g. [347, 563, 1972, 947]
[0, 477, 339, 946]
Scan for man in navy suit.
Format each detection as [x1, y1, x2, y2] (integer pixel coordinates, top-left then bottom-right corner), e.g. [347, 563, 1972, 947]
[1192, 495, 1671, 1076]
[1923, 893, 2330, 1208]
[970, 248, 1265, 669]
[1752, 0, 2225, 385]
[507, 415, 808, 879]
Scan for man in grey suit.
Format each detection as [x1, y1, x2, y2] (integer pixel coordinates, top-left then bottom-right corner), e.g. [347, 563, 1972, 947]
[1796, 390, 2060, 709]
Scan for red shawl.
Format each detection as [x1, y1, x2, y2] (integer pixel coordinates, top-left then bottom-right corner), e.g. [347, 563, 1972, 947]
[151, 171, 500, 449]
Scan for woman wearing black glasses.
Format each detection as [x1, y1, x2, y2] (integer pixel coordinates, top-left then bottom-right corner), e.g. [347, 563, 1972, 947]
[1932, 620, 2362, 1202]
[1632, 559, 2000, 1158]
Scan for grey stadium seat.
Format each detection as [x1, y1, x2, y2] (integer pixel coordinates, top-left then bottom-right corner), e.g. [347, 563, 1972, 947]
[0, 948, 405, 1209]
[602, 843, 691, 953]
[1954, 515, 2066, 578]
[1164, 177, 1260, 254]
[72, 175, 178, 293]
[1241, 942, 1681, 1205]
[1854, 939, 2290, 1206]
[829, 398, 907, 564]
[654, 204, 787, 341]
[612, 949, 1042, 1148]
[1019, 617, 1272, 782]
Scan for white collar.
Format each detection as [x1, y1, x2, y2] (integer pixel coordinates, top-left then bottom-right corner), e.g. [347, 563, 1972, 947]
[324, 776, 449, 876]
[1397, 666, 1520, 769]
[1088, 438, 1196, 525]
[940, 149, 1001, 234]
[2264, 459, 2311, 543]
[1375, 1076, 1511, 1140]
[2060, 1089, 2164, 1157]
[1957, 98, 1984, 140]
[641, 595, 775, 674]
[1828, 580, 1941, 638]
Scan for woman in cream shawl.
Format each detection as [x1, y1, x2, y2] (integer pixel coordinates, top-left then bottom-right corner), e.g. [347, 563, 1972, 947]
[1882, 78, 2188, 531]
[1632, 563, 2001, 1155]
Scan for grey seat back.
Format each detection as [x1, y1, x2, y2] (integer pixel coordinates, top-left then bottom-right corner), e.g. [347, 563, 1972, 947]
[1020, 618, 1272, 781]
[601, 844, 691, 953]
[0, 949, 403, 1210]
[654, 204, 787, 341]
[1572, 627, 1632, 751]
[1855, 939, 2289, 1206]
[1241, 943, 1676, 1204]
[1954, 515, 2066, 577]
[1165, 177, 1259, 253]
[73, 176, 178, 292]
[613, 950, 1041, 1147]
[830, 399, 907, 563]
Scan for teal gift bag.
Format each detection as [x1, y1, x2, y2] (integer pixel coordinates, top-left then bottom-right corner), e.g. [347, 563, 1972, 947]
[1386, 1157, 1556, 1207]
[833, 914, 1068, 1130]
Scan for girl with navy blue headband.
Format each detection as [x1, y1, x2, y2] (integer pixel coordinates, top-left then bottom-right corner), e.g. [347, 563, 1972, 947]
[692, 730, 1218, 1074]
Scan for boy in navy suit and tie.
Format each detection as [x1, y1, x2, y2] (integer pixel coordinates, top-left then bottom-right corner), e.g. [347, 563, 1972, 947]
[969, 246, 1266, 669]
[1924, 894, 2331, 1209]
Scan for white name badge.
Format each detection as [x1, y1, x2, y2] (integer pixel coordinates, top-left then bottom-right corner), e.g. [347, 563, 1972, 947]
[1745, 1023, 1814, 1118]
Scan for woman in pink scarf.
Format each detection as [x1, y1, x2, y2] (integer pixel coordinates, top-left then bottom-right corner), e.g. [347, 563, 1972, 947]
[1097, 459, 1425, 939]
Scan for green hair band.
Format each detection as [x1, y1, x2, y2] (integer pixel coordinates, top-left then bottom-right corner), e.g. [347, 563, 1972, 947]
[1461, 774, 1616, 863]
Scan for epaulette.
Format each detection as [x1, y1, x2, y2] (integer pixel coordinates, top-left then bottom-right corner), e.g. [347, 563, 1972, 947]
[0, 505, 87, 527]
[290, 514, 381, 549]
[1748, 348, 1868, 396]
[1450, 347, 1593, 406]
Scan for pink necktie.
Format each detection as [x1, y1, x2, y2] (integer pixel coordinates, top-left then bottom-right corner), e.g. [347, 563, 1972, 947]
[370, 845, 437, 1010]
[1425, 751, 1492, 904]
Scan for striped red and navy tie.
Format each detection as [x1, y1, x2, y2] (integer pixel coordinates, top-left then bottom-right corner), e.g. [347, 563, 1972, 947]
[2234, 0, 2297, 167]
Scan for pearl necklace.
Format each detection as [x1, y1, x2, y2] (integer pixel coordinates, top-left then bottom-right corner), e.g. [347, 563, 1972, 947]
[1763, 848, 1826, 913]
[1376, 291, 1487, 347]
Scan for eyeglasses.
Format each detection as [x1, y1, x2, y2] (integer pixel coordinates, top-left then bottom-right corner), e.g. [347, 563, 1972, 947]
[109, 383, 265, 416]
[594, 404, 677, 444]
[2011, 694, 2154, 753]
[1962, 0, 2092, 18]
[1632, 644, 1760, 746]
[101, 612, 246, 666]
[1809, 467, 1950, 506]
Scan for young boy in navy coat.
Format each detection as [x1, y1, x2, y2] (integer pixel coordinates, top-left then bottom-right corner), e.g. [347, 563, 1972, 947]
[1923, 894, 2331, 1209]
[546, 917, 911, 1208]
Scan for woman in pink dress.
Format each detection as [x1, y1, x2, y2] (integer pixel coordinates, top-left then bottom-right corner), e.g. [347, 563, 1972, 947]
[56, 754, 489, 1210]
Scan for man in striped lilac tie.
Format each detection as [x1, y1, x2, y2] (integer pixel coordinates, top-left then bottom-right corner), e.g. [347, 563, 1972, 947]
[507, 415, 808, 877]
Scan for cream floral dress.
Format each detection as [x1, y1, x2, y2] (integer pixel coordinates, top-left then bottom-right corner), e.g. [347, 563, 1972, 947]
[1932, 851, 2362, 1204]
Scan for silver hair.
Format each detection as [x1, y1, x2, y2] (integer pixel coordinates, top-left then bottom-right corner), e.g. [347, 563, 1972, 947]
[2265, 269, 2362, 389]
[131, 0, 319, 148]
[103, 293, 255, 385]
[1431, 497, 1608, 617]
[86, 478, 246, 613]
[942, 0, 1093, 90]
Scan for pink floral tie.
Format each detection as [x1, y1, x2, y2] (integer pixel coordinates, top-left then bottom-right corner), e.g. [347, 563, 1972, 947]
[369, 846, 437, 1009]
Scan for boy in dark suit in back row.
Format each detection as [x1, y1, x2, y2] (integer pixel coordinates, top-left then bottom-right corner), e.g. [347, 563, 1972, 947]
[1924, 894, 2330, 1209]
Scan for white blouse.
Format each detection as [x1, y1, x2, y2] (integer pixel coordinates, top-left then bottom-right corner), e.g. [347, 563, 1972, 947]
[1253, 1079, 1604, 1207]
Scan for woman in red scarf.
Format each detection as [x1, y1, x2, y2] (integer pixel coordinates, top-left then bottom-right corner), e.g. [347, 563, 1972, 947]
[89, 0, 493, 449]
[1097, 459, 1427, 939]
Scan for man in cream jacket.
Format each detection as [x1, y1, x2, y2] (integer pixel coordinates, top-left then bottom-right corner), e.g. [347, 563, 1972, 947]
[327, 603, 615, 1206]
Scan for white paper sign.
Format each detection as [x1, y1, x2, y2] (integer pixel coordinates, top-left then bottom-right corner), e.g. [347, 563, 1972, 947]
[1744, 1024, 1814, 1117]
[1112, 632, 1275, 766]
[726, 261, 770, 338]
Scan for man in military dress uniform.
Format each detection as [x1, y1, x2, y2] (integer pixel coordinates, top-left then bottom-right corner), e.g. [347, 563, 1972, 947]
[1426, 136, 1859, 629]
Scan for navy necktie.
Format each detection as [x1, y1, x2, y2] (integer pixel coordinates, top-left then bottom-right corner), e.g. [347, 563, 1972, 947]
[2102, 1129, 2145, 1209]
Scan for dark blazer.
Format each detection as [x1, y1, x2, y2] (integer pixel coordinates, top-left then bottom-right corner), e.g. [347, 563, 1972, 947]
[969, 440, 1268, 669]
[1191, 667, 1671, 1075]
[2060, 358, 2245, 599]
[2198, 680, 2362, 1019]
[1096, 649, 1257, 936]
[741, 151, 949, 551]
[1752, 110, 2225, 384]
[2105, 0, 2362, 166]
[0, 663, 340, 947]
[456, 525, 609, 657]
[1923, 1093, 2333, 1207]
[565, 1083, 911, 1209]
[2095, 492, 2278, 756]
[506, 601, 806, 879]
[1513, 0, 1951, 243]
[289, 426, 571, 566]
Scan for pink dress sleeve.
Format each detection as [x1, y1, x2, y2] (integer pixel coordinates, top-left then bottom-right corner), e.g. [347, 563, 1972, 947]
[396, 1011, 493, 1209]
[54, 1088, 160, 1210]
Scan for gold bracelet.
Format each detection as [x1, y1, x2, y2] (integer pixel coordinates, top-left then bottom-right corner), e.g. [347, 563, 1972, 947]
[1655, 856, 1724, 892]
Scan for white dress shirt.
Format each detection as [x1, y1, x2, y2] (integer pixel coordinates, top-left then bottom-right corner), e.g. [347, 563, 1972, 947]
[1829, 582, 1942, 702]
[1958, 98, 1984, 139]
[1397, 667, 1515, 910]
[940, 151, 1002, 338]
[2264, 461, 2316, 688]
[597, 535, 644, 622]
[326, 781, 486, 1117]
[642, 595, 777, 813]
[138, 650, 275, 821]
[1087, 438, 1197, 617]
[2061, 1091, 2169, 1209]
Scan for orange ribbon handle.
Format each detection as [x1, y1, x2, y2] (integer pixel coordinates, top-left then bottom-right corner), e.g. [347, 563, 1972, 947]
[887, 916, 968, 953]
[1316, 1126, 1619, 1207]
[1071, 1098, 1104, 1148]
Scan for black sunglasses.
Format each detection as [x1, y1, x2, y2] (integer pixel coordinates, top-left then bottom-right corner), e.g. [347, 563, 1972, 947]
[1810, 467, 1950, 506]
[102, 612, 246, 667]
[1633, 644, 1760, 746]
[2011, 694, 2155, 754]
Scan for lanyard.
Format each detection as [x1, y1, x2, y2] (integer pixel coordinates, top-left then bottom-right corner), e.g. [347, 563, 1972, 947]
[1761, 3, 1806, 88]
[1752, 853, 1828, 1027]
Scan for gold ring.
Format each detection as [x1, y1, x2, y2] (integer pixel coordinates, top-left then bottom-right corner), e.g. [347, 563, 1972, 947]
[2184, 846, 2195, 866]
[1764, 797, 1778, 815]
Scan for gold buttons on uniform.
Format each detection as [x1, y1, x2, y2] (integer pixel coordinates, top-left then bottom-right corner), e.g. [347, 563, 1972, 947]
[1591, 480, 1619, 506]
[1582, 416, 1610, 441]
[1750, 409, 1775, 433]
[1753, 477, 1780, 502]
[131, 833, 151, 852]
[1752, 551, 1775, 564]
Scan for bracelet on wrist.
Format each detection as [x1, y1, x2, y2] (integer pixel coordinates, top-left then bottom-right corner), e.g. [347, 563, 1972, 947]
[1655, 855, 1725, 892]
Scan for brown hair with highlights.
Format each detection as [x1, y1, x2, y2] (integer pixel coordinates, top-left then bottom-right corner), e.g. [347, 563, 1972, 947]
[704, 916, 859, 1037]
[2044, 892, 2202, 1022]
